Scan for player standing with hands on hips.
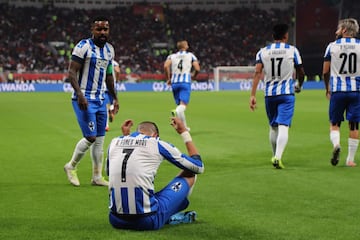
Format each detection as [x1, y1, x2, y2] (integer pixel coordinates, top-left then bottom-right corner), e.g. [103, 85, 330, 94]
[249, 23, 305, 169]
[323, 18, 360, 167]
[164, 40, 200, 131]
[64, 16, 119, 186]
[106, 117, 204, 230]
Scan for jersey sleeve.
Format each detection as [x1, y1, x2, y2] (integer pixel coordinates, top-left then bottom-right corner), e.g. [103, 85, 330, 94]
[158, 140, 204, 174]
[71, 39, 89, 64]
[324, 43, 332, 61]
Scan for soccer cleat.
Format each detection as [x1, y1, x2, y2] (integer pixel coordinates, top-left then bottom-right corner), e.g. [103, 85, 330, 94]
[331, 146, 341, 166]
[91, 177, 109, 186]
[171, 109, 177, 117]
[64, 163, 80, 186]
[167, 211, 197, 225]
[271, 157, 285, 169]
[346, 161, 357, 167]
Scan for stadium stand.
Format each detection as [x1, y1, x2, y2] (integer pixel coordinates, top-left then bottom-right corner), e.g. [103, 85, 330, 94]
[0, 2, 294, 81]
[1, 1, 352, 82]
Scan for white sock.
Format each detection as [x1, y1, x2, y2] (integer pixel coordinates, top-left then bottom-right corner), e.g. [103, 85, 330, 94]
[275, 125, 289, 160]
[269, 127, 278, 156]
[346, 138, 359, 163]
[90, 136, 105, 180]
[330, 130, 340, 148]
[68, 138, 93, 168]
[176, 105, 188, 127]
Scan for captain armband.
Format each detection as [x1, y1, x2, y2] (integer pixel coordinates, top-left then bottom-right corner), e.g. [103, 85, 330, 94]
[180, 131, 192, 143]
[106, 64, 113, 75]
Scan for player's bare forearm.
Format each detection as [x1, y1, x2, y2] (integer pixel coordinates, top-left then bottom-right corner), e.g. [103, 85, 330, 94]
[170, 117, 199, 156]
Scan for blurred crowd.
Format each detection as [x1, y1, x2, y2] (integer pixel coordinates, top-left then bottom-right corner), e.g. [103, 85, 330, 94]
[0, 3, 294, 77]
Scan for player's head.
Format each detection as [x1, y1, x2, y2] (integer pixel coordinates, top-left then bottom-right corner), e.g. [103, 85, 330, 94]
[336, 18, 359, 39]
[272, 24, 289, 41]
[177, 40, 189, 51]
[91, 16, 110, 47]
[137, 121, 159, 137]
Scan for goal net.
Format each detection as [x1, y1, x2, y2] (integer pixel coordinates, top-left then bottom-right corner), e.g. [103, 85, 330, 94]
[213, 66, 256, 91]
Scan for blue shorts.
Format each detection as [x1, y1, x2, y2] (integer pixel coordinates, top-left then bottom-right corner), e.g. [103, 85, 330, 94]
[171, 83, 191, 105]
[265, 95, 295, 127]
[72, 100, 107, 137]
[109, 177, 190, 230]
[329, 92, 360, 124]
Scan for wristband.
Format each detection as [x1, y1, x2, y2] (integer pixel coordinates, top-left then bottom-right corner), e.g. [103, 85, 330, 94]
[180, 131, 192, 143]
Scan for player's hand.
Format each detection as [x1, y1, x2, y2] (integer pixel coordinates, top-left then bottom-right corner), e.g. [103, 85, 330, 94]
[170, 117, 187, 134]
[326, 90, 331, 100]
[249, 96, 257, 111]
[121, 119, 133, 136]
[113, 99, 120, 114]
[295, 84, 302, 93]
[77, 94, 88, 111]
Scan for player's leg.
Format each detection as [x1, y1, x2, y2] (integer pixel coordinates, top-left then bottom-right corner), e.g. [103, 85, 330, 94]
[269, 126, 278, 156]
[176, 84, 191, 131]
[265, 97, 283, 168]
[155, 172, 197, 228]
[329, 93, 346, 166]
[64, 101, 96, 186]
[345, 93, 360, 166]
[90, 102, 108, 186]
[346, 122, 358, 167]
[272, 95, 294, 169]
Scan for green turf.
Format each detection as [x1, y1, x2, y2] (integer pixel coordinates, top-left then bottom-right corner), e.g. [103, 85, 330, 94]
[1, 90, 360, 240]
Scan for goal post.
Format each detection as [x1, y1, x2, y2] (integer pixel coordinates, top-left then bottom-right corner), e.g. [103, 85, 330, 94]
[213, 66, 255, 91]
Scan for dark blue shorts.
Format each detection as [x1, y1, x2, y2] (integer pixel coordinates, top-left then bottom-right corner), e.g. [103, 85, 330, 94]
[329, 92, 360, 124]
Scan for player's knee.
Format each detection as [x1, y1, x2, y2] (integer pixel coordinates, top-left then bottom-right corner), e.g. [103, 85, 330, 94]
[178, 170, 196, 186]
[332, 122, 341, 128]
[349, 122, 359, 130]
[86, 136, 96, 143]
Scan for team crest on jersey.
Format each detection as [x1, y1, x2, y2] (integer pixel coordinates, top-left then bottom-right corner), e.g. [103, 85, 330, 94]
[88, 121, 95, 132]
[171, 182, 182, 192]
[96, 59, 108, 69]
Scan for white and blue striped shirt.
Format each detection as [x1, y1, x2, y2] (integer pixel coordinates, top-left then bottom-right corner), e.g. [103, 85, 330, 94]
[107, 132, 204, 215]
[167, 51, 198, 84]
[256, 42, 302, 96]
[71, 38, 114, 101]
[324, 37, 360, 92]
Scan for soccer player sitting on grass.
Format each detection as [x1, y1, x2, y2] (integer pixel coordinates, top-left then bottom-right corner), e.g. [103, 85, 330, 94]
[106, 117, 204, 230]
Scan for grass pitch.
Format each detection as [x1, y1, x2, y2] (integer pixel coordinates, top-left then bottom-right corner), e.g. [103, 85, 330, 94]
[1, 90, 360, 240]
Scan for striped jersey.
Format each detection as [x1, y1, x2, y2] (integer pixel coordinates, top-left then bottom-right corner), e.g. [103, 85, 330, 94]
[167, 50, 198, 84]
[107, 132, 204, 215]
[256, 42, 302, 96]
[71, 38, 114, 101]
[324, 37, 360, 92]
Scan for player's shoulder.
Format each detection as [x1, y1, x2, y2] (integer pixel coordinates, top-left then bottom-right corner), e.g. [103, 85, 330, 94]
[105, 42, 115, 53]
[75, 38, 91, 49]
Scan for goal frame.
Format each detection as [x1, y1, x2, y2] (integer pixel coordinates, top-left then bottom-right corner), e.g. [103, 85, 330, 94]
[213, 66, 255, 91]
